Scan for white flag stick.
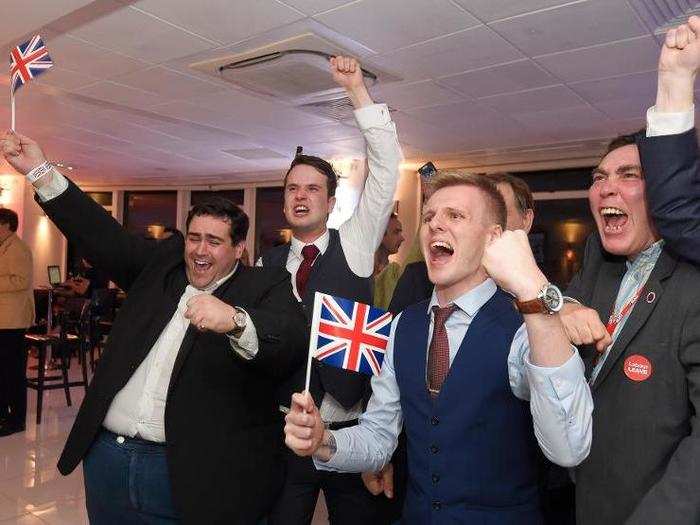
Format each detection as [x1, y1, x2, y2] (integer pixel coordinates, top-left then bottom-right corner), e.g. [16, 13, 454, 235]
[304, 291, 324, 394]
[10, 91, 15, 131]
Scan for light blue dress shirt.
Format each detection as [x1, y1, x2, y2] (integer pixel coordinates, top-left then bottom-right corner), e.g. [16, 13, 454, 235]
[316, 278, 593, 473]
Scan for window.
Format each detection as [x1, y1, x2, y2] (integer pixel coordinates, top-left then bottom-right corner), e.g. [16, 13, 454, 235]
[123, 191, 177, 239]
[255, 187, 288, 261]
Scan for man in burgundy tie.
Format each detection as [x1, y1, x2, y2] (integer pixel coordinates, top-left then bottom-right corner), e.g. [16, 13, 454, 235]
[259, 55, 402, 524]
[284, 171, 593, 524]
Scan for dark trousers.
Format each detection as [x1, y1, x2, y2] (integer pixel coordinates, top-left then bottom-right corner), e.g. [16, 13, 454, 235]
[83, 430, 180, 524]
[0, 329, 27, 426]
[268, 450, 380, 525]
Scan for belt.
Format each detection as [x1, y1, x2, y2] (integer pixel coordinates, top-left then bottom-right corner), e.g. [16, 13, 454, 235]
[101, 428, 166, 447]
[326, 418, 358, 431]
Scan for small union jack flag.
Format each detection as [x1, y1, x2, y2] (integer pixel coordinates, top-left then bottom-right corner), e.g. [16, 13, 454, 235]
[10, 35, 53, 94]
[310, 292, 393, 376]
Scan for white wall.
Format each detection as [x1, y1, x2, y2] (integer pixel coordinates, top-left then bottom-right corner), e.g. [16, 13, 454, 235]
[21, 181, 67, 287]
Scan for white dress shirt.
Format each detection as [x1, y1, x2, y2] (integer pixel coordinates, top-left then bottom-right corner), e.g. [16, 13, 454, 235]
[315, 279, 594, 474]
[258, 102, 402, 423]
[29, 171, 259, 442]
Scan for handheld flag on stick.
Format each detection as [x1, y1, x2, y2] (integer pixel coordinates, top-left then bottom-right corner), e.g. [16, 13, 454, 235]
[304, 292, 393, 393]
[9, 35, 53, 130]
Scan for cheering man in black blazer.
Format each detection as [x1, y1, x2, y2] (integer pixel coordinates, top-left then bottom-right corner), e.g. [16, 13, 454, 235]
[1, 132, 307, 524]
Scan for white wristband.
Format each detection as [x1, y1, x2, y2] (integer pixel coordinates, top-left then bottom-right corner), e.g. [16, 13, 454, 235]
[26, 161, 53, 184]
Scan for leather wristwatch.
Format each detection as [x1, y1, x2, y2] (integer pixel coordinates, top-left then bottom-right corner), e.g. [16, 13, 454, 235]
[514, 283, 564, 315]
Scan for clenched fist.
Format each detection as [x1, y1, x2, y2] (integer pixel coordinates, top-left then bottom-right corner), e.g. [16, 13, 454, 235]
[330, 55, 372, 108]
[1, 130, 47, 175]
[560, 302, 611, 352]
[184, 294, 237, 333]
[482, 230, 547, 301]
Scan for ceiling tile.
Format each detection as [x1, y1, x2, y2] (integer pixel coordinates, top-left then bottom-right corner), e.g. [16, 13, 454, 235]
[438, 59, 557, 98]
[128, 0, 304, 45]
[451, 0, 574, 23]
[280, 0, 354, 15]
[535, 36, 659, 83]
[370, 80, 466, 110]
[511, 105, 613, 141]
[370, 25, 523, 81]
[56, 4, 219, 63]
[75, 81, 168, 111]
[314, 0, 480, 53]
[569, 71, 658, 104]
[489, 0, 648, 57]
[592, 96, 653, 120]
[110, 67, 227, 99]
[480, 85, 585, 115]
[46, 34, 152, 80]
[34, 66, 101, 91]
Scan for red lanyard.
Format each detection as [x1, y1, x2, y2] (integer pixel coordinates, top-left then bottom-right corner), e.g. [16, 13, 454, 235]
[605, 286, 644, 336]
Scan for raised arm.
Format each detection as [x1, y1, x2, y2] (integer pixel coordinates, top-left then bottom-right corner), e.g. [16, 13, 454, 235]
[638, 16, 700, 263]
[332, 57, 403, 277]
[1, 130, 157, 291]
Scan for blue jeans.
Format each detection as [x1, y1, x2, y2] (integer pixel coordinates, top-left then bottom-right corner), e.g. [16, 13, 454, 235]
[83, 430, 179, 524]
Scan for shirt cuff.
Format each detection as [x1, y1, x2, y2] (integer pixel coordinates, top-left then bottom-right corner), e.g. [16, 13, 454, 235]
[227, 310, 258, 360]
[354, 103, 392, 130]
[31, 167, 70, 202]
[646, 105, 695, 137]
[313, 429, 350, 472]
[524, 346, 584, 401]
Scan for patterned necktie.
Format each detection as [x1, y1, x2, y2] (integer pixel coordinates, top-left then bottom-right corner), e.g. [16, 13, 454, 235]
[296, 244, 320, 298]
[427, 304, 458, 397]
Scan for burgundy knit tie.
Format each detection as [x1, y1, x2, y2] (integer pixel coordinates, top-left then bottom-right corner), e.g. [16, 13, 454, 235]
[427, 304, 458, 397]
[296, 244, 320, 298]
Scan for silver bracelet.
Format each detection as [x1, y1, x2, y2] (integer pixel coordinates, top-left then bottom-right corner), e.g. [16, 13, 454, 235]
[26, 161, 53, 184]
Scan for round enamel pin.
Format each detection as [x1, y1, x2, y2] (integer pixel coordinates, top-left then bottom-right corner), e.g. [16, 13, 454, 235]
[623, 354, 653, 382]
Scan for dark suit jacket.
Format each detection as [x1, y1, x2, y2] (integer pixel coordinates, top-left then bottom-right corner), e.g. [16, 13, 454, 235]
[387, 261, 432, 315]
[567, 233, 700, 525]
[638, 128, 700, 264]
[43, 182, 307, 524]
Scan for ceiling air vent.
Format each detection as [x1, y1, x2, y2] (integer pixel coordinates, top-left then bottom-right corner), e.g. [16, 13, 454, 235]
[189, 33, 400, 112]
[299, 96, 395, 121]
[628, 0, 700, 33]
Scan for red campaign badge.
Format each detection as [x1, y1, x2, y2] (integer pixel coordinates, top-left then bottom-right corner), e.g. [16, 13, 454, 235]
[623, 355, 653, 382]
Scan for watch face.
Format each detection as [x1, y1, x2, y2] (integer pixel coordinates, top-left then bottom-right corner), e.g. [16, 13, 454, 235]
[234, 311, 247, 328]
[543, 285, 563, 312]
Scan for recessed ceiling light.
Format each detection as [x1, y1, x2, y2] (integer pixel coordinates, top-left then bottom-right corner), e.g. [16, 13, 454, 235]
[53, 161, 75, 171]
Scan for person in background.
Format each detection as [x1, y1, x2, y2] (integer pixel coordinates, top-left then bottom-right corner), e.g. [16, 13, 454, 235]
[373, 213, 405, 310]
[0, 208, 34, 437]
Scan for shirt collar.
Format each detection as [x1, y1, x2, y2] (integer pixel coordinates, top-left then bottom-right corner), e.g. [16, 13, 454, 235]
[625, 240, 664, 274]
[290, 229, 330, 258]
[427, 278, 497, 318]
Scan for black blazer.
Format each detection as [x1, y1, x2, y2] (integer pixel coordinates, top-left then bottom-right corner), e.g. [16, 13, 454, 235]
[43, 182, 307, 524]
[638, 128, 700, 264]
[567, 233, 700, 524]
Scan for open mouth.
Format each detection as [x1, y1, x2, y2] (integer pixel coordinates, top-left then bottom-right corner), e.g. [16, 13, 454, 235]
[600, 207, 628, 234]
[428, 240, 454, 265]
[293, 204, 310, 217]
[192, 258, 212, 273]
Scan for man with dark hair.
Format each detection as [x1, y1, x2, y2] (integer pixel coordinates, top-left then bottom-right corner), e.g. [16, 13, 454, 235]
[1, 132, 307, 523]
[556, 18, 700, 524]
[373, 213, 405, 310]
[0, 208, 34, 437]
[261, 55, 402, 524]
[284, 171, 592, 523]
